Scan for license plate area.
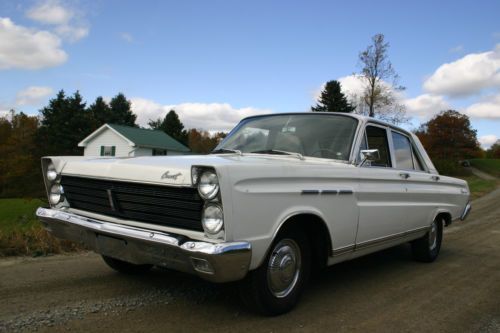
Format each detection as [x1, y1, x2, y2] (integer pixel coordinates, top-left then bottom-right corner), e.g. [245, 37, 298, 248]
[95, 234, 128, 259]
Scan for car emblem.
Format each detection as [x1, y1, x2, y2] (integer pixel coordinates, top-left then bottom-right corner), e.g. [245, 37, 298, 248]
[161, 171, 182, 180]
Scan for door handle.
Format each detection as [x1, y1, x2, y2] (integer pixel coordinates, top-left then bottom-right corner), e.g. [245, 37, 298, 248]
[431, 175, 440, 181]
[399, 172, 410, 179]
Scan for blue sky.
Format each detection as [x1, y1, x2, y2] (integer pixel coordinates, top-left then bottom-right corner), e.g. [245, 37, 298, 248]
[1, 0, 500, 147]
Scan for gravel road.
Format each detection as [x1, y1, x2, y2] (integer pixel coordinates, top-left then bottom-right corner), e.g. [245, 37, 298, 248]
[1, 188, 500, 333]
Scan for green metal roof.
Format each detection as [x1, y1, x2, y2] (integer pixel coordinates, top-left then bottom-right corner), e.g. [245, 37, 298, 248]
[108, 124, 190, 152]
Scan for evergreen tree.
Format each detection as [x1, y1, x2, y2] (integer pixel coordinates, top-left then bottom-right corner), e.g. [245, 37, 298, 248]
[109, 93, 137, 126]
[311, 80, 355, 113]
[148, 110, 188, 145]
[38, 90, 93, 155]
[88, 96, 112, 130]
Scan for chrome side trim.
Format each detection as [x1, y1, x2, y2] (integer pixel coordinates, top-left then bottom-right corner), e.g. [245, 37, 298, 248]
[355, 226, 429, 251]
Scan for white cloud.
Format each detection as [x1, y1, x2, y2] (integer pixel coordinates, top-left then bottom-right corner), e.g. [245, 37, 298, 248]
[15, 86, 53, 105]
[0, 17, 67, 69]
[26, 0, 89, 42]
[423, 44, 500, 97]
[478, 135, 498, 149]
[464, 93, 500, 119]
[120, 32, 133, 43]
[449, 45, 464, 53]
[131, 98, 271, 131]
[26, 0, 73, 25]
[54, 24, 88, 42]
[405, 94, 449, 118]
[338, 75, 367, 98]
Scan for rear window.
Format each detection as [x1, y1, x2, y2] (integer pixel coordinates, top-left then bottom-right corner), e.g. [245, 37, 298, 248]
[391, 131, 414, 170]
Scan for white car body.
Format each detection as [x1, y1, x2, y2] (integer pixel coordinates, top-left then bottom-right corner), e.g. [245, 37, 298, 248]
[37, 113, 470, 285]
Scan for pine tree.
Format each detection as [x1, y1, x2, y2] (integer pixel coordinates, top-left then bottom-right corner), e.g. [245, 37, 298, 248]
[311, 80, 355, 113]
[109, 93, 137, 126]
[38, 90, 93, 155]
[88, 96, 112, 130]
[148, 110, 188, 145]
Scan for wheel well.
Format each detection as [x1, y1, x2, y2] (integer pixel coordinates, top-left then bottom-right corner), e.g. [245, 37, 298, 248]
[276, 214, 332, 270]
[436, 212, 452, 226]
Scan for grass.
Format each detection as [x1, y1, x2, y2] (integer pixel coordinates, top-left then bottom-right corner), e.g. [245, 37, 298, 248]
[458, 175, 498, 200]
[469, 159, 500, 178]
[0, 198, 81, 257]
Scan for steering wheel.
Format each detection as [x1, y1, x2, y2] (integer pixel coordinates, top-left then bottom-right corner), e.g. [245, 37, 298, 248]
[309, 148, 337, 158]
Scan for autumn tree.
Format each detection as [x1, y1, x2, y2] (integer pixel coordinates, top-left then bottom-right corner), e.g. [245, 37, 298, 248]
[0, 111, 43, 197]
[187, 129, 226, 154]
[415, 110, 481, 161]
[357, 33, 407, 124]
[148, 110, 188, 145]
[311, 80, 355, 113]
[486, 140, 500, 158]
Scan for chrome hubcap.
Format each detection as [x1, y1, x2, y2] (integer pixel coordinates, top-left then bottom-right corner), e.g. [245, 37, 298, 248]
[429, 221, 438, 251]
[267, 239, 301, 298]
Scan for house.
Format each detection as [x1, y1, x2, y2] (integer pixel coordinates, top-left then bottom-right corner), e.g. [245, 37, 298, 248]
[78, 123, 191, 157]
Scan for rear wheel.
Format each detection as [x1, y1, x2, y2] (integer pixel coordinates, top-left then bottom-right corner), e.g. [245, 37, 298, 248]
[238, 228, 310, 316]
[411, 217, 443, 262]
[102, 255, 153, 274]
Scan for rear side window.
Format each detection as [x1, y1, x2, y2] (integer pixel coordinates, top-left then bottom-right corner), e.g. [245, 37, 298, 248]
[365, 126, 391, 167]
[391, 131, 414, 170]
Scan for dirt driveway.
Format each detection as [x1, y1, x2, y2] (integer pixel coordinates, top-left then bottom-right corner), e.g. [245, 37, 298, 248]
[1, 188, 500, 333]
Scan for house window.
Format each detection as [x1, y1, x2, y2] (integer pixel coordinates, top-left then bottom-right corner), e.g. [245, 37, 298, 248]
[100, 146, 116, 156]
[152, 149, 167, 156]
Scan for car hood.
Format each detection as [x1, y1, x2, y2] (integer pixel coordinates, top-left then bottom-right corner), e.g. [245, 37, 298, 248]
[54, 154, 353, 186]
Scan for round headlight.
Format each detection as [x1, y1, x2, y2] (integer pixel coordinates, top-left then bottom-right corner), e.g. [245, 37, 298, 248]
[47, 169, 58, 182]
[198, 170, 219, 200]
[202, 204, 224, 234]
[49, 184, 64, 205]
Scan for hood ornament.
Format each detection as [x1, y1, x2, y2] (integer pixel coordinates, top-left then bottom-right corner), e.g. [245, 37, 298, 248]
[161, 171, 182, 180]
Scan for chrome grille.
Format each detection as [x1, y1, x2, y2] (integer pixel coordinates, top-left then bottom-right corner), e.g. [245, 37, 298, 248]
[61, 176, 203, 231]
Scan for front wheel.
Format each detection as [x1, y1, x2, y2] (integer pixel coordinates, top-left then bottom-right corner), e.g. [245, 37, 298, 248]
[411, 217, 443, 262]
[102, 255, 153, 274]
[238, 228, 310, 316]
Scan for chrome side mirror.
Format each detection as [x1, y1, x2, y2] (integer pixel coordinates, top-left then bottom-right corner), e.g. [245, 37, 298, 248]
[358, 149, 380, 167]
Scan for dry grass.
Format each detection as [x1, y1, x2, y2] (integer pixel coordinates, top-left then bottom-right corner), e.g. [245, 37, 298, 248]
[0, 227, 83, 257]
[0, 198, 84, 257]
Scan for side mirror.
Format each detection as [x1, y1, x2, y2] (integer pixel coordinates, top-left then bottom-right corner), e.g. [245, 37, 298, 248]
[358, 149, 380, 167]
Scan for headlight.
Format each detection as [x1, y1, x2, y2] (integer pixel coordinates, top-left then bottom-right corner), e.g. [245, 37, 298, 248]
[198, 170, 219, 200]
[49, 184, 64, 205]
[47, 169, 58, 182]
[202, 204, 224, 234]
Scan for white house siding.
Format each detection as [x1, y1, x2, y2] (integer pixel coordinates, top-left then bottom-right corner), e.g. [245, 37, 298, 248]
[132, 147, 153, 157]
[83, 128, 132, 157]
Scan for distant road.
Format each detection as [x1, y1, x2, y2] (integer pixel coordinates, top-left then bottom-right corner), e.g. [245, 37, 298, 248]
[1, 188, 500, 333]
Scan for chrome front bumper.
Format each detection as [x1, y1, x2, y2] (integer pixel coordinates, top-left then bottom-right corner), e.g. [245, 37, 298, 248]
[36, 208, 251, 283]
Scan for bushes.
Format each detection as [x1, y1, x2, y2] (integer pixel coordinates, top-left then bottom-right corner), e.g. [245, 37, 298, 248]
[433, 159, 472, 177]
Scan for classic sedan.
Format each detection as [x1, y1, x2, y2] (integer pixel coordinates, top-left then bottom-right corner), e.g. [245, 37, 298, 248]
[36, 113, 471, 315]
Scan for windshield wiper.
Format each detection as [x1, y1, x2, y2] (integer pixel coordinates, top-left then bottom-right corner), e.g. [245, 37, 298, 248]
[211, 148, 242, 155]
[250, 149, 305, 160]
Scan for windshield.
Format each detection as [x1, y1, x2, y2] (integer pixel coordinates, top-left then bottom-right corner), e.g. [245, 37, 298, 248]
[215, 114, 358, 161]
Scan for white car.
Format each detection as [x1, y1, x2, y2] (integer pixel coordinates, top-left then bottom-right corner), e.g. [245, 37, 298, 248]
[37, 113, 471, 315]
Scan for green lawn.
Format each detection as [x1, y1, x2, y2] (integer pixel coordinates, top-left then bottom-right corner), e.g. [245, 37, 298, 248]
[0, 198, 80, 256]
[469, 159, 500, 178]
[458, 175, 498, 200]
[0, 198, 45, 233]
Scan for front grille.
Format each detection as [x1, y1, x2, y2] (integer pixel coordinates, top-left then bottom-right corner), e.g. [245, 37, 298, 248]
[61, 176, 204, 231]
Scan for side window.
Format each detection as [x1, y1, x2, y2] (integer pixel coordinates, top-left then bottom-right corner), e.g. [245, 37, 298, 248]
[365, 126, 391, 167]
[412, 147, 425, 171]
[391, 131, 414, 170]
